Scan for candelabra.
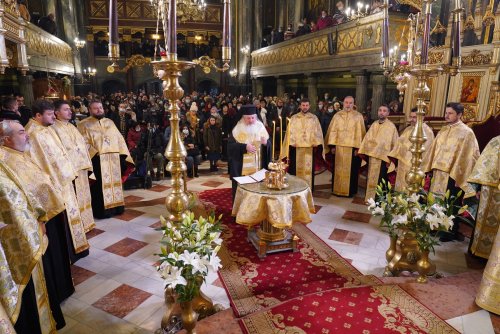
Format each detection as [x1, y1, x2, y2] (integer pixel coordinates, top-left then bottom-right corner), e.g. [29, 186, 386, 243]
[381, 0, 463, 282]
[108, 0, 230, 223]
[345, 2, 371, 21]
[73, 38, 86, 50]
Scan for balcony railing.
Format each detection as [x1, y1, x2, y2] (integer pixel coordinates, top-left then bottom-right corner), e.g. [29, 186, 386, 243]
[250, 12, 409, 78]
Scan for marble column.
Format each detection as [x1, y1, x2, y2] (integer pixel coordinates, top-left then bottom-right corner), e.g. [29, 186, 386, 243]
[253, 0, 263, 50]
[306, 74, 318, 105]
[276, 77, 285, 98]
[18, 74, 34, 107]
[370, 73, 387, 120]
[354, 71, 368, 113]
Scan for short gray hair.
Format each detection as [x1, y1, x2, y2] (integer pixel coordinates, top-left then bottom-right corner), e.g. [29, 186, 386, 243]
[0, 120, 19, 146]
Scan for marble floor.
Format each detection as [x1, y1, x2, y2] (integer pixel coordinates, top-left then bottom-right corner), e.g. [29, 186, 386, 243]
[58, 162, 498, 334]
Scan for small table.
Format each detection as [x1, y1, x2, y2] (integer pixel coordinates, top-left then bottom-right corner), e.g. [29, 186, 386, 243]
[232, 175, 315, 258]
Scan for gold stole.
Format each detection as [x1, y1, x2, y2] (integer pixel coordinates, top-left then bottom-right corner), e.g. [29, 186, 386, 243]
[242, 141, 262, 176]
[295, 147, 313, 188]
[0, 302, 16, 333]
[101, 153, 126, 209]
[0, 164, 56, 334]
[75, 169, 95, 231]
[366, 157, 382, 201]
[334, 146, 353, 196]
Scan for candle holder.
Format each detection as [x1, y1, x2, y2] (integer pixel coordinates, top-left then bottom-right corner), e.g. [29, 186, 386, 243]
[265, 161, 289, 190]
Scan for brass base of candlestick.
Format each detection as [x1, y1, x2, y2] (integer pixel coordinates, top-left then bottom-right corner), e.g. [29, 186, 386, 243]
[152, 56, 195, 223]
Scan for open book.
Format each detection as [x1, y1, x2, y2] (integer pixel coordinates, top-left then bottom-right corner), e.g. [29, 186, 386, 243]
[233, 169, 267, 184]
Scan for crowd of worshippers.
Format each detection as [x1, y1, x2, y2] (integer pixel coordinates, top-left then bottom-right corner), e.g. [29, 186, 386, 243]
[262, 1, 415, 46]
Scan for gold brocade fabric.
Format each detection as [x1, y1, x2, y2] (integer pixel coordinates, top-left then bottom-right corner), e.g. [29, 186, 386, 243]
[281, 112, 324, 159]
[324, 110, 366, 148]
[0, 302, 15, 333]
[75, 169, 95, 232]
[476, 229, 500, 315]
[232, 120, 269, 176]
[333, 146, 353, 197]
[52, 120, 93, 171]
[424, 121, 480, 198]
[468, 136, 500, 259]
[232, 176, 315, 228]
[389, 123, 435, 192]
[366, 157, 382, 202]
[0, 162, 56, 332]
[295, 147, 313, 188]
[77, 116, 134, 164]
[358, 119, 399, 163]
[24, 119, 89, 254]
[0, 146, 65, 221]
[100, 153, 126, 209]
[77, 117, 134, 210]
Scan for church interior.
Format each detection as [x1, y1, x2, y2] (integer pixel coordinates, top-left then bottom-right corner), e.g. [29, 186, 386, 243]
[0, 0, 499, 333]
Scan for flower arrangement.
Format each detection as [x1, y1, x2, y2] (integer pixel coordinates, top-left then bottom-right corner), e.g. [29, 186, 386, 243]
[157, 211, 223, 302]
[367, 180, 467, 253]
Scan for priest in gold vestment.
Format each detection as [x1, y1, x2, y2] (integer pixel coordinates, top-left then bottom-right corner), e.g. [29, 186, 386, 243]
[78, 100, 134, 219]
[282, 98, 324, 190]
[424, 102, 480, 241]
[25, 100, 90, 261]
[228, 105, 270, 200]
[0, 160, 64, 333]
[325, 96, 366, 197]
[467, 135, 500, 259]
[358, 104, 399, 202]
[53, 100, 95, 232]
[0, 120, 75, 304]
[388, 107, 435, 192]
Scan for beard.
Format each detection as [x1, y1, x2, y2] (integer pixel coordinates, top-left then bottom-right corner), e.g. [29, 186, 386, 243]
[233, 120, 267, 144]
[93, 113, 105, 120]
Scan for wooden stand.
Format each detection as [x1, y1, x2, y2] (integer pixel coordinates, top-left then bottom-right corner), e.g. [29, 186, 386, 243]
[247, 221, 299, 259]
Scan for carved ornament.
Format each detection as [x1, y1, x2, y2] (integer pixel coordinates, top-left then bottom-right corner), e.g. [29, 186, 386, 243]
[462, 49, 493, 66]
[462, 104, 477, 122]
[396, 0, 422, 10]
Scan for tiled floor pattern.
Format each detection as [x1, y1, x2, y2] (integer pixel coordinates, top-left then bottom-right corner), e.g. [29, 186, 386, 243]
[59, 163, 496, 334]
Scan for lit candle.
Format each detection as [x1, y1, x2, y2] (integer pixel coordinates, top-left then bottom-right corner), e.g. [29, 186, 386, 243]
[272, 120, 276, 162]
[279, 116, 283, 158]
[365, 4, 369, 13]
[286, 118, 290, 154]
[222, 0, 231, 63]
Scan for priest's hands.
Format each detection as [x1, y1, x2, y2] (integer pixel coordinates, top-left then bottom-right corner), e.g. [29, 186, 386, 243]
[246, 143, 257, 153]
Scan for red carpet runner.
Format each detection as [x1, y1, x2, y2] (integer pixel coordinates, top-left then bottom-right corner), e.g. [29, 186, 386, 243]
[199, 188, 458, 333]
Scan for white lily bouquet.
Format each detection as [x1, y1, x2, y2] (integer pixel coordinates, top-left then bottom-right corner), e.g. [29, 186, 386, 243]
[367, 180, 466, 253]
[157, 212, 223, 302]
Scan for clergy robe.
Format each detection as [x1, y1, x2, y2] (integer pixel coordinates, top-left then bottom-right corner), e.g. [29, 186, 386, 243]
[358, 119, 399, 202]
[77, 116, 134, 218]
[424, 121, 479, 199]
[467, 135, 500, 259]
[25, 119, 89, 262]
[325, 109, 366, 197]
[476, 226, 500, 315]
[0, 146, 75, 303]
[228, 119, 271, 200]
[283, 111, 324, 191]
[388, 122, 435, 193]
[0, 162, 61, 334]
[52, 119, 95, 232]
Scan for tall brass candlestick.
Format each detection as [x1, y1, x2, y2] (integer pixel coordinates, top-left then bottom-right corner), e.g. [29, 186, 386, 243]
[279, 116, 282, 158]
[272, 121, 276, 161]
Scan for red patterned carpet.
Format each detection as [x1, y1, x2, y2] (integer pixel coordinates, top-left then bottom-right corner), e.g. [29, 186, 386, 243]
[198, 188, 459, 334]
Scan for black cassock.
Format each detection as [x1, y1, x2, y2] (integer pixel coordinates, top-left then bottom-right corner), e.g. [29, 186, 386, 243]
[227, 135, 272, 201]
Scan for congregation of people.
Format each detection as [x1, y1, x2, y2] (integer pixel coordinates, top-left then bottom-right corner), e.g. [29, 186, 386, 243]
[0, 85, 498, 332]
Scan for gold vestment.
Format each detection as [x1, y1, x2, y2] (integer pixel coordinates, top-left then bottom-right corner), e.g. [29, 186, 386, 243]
[358, 119, 399, 201]
[388, 123, 435, 192]
[77, 117, 134, 209]
[324, 110, 366, 196]
[424, 121, 479, 198]
[476, 228, 500, 315]
[468, 135, 500, 259]
[0, 146, 65, 221]
[232, 120, 269, 176]
[0, 162, 56, 333]
[52, 119, 95, 232]
[25, 119, 89, 254]
[282, 112, 324, 187]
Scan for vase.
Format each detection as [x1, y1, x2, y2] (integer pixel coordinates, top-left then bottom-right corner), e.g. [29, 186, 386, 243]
[385, 235, 398, 263]
[416, 249, 436, 283]
[180, 300, 198, 334]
